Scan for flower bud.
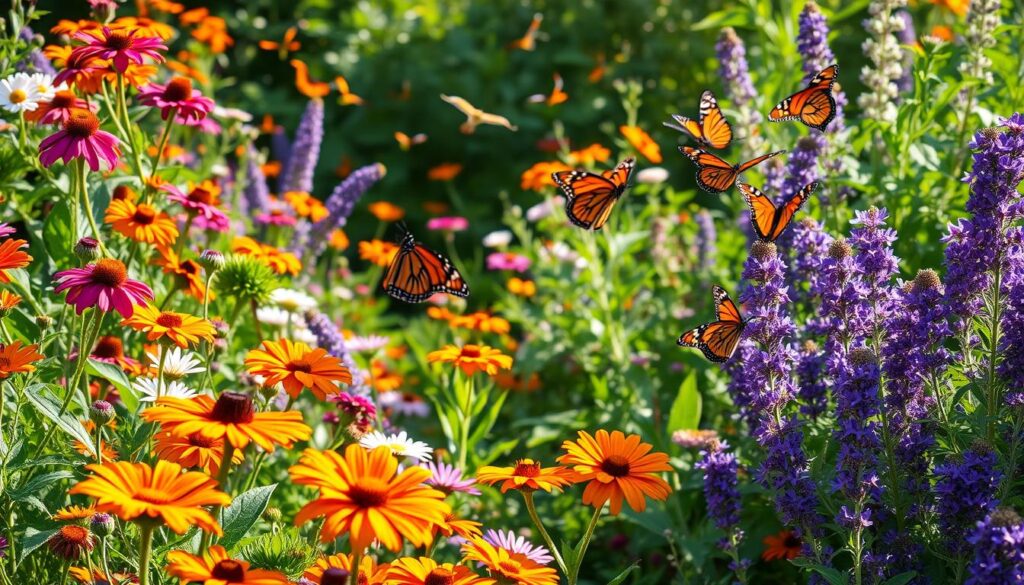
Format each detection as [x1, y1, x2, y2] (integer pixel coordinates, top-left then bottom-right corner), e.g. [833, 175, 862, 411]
[848, 347, 876, 367]
[36, 314, 53, 330]
[90, 513, 115, 537]
[199, 249, 225, 273]
[828, 237, 852, 260]
[89, 400, 115, 426]
[263, 507, 282, 523]
[750, 240, 777, 261]
[74, 237, 102, 262]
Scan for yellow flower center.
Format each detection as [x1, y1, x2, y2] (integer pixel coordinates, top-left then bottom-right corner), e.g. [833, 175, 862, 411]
[9, 89, 27, 104]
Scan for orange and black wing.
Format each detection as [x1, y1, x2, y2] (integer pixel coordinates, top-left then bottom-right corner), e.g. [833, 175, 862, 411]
[736, 150, 786, 173]
[678, 146, 738, 194]
[383, 234, 469, 303]
[553, 157, 635, 230]
[769, 64, 838, 131]
[665, 90, 732, 149]
[677, 285, 746, 363]
[739, 182, 817, 242]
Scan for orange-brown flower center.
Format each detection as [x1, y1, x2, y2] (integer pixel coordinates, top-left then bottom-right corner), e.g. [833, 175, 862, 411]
[211, 391, 255, 424]
[286, 360, 312, 374]
[65, 109, 100, 138]
[497, 559, 523, 575]
[92, 336, 124, 359]
[133, 487, 173, 505]
[180, 260, 200, 276]
[513, 459, 541, 478]
[320, 568, 352, 585]
[347, 478, 390, 508]
[51, 90, 77, 108]
[187, 187, 214, 204]
[59, 525, 90, 544]
[425, 568, 455, 585]
[784, 532, 801, 548]
[156, 312, 183, 328]
[132, 204, 158, 225]
[112, 185, 136, 201]
[188, 432, 217, 448]
[211, 559, 245, 582]
[104, 31, 134, 51]
[0, 356, 11, 370]
[163, 77, 193, 102]
[460, 346, 481, 359]
[91, 258, 129, 287]
[600, 455, 631, 478]
[8, 89, 26, 104]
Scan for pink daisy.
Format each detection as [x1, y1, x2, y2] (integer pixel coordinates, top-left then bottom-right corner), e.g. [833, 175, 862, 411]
[38, 109, 121, 171]
[161, 183, 230, 231]
[137, 77, 214, 122]
[483, 529, 554, 565]
[423, 461, 479, 495]
[0, 223, 14, 238]
[427, 216, 469, 232]
[53, 258, 154, 318]
[27, 89, 95, 125]
[71, 27, 166, 73]
[486, 251, 531, 272]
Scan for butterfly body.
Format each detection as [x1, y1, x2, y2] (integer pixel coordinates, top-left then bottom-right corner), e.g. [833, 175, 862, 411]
[769, 64, 838, 131]
[740, 182, 818, 242]
[678, 146, 785, 194]
[677, 286, 748, 363]
[383, 231, 469, 303]
[552, 157, 636, 230]
[665, 90, 733, 150]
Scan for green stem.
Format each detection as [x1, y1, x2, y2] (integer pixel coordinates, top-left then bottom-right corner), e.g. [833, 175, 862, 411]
[155, 346, 168, 399]
[151, 109, 177, 173]
[200, 440, 236, 554]
[986, 260, 1003, 441]
[136, 524, 155, 585]
[568, 504, 604, 585]
[348, 551, 362, 585]
[523, 491, 568, 577]
[94, 423, 104, 464]
[77, 159, 110, 257]
[457, 374, 475, 470]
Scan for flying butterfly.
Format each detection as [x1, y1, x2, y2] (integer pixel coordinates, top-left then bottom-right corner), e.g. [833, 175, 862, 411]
[664, 90, 733, 150]
[508, 13, 543, 51]
[382, 229, 469, 303]
[769, 64, 838, 131]
[551, 157, 635, 231]
[678, 146, 785, 194]
[335, 74, 364, 106]
[394, 131, 428, 151]
[677, 286, 749, 363]
[527, 72, 568, 106]
[739, 182, 818, 242]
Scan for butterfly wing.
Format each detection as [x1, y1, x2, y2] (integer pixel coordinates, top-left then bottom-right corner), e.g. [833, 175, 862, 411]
[771, 182, 816, 241]
[553, 170, 621, 230]
[736, 150, 786, 173]
[677, 285, 746, 362]
[769, 65, 838, 131]
[698, 90, 732, 149]
[738, 183, 779, 242]
[679, 146, 737, 193]
[383, 238, 469, 303]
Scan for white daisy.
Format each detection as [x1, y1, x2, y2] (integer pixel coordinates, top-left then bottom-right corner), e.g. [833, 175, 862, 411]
[256, 306, 292, 327]
[0, 73, 41, 113]
[134, 377, 198, 402]
[293, 326, 318, 345]
[346, 334, 390, 354]
[147, 347, 205, 381]
[359, 430, 433, 462]
[29, 73, 57, 101]
[270, 288, 318, 312]
[482, 230, 513, 248]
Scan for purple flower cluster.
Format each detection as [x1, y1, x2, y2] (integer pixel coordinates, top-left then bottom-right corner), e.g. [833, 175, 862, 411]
[819, 237, 867, 376]
[695, 441, 742, 531]
[832, 347, 881, 511]
[934, 445, 1003, 557]
[780, 136, 824, 203]
[304, 309, 367, 394]
[795, 341, 828, 419]
[716, 27, 757, 108]
[965, 507, 1024, 585]
[849, 207, 900, 340]
[694, 210, 717, 270]
[999, 242, 1024, 391]
[796, 2, 847, 132]
[17, 27, 55, 76]
[242, 144, 272, 218]
[306, 163, 387, 258]
[788, 217, 834, 310]
[280, 98, 324, 194]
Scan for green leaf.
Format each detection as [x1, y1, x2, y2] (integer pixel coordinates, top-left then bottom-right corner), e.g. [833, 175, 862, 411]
[882, 572, 918, 585]
[8, 471, 74, 502]
[87, 359, 138, 413]
[667, 371, 701, 431]
[42, 200, 75, 269]
[22, 528, 58, 557]
[219, 484, 277, 550]
[24, 384, 95, 455]
[606, 562, 639, 585]
[789, 558, 849, 585]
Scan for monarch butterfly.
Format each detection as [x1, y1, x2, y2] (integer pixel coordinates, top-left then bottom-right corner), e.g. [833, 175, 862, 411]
[440, 94, 518, 134]
[335, 74, 363, 106]
[551, 157, 635, 230]
[394, 131, 427, 151]
[677, 286, 749, 363]
[678, 146, 785, 194]
[664, 90, 733, 150]
[739, 182, 818, 242]
[769, 64, 838, 131]
[290, 60, 330, 99]
[527, 72, 568, 106]
[382, 230, 469, 303]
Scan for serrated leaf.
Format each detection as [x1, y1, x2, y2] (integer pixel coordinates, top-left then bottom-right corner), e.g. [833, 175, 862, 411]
[667, 371, 701, 431]
[219, 484, 277, 550]
[8, 471, 74, 501]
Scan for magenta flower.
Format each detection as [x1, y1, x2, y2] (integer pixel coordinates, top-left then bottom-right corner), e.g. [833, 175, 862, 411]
[71, 27, 166, 73]
[423, 461, 480, 495]
[486, 251, 531, 272]
[38, 109, 120, 171]
[177, 114, 222, 135]
[53, 258, 154, 318]
[427, 216, 469, 232]
[137, 77, 214, 122]
[31, 89, 95, 126]
[483, 529, 554, 565]
[161, 183, 230, 231]
[0, 223, 13, 238]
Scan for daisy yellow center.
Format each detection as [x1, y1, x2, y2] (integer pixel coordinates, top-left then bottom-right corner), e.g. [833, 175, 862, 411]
[132, 204, 158, 225]
[348, 478, 390, 508]
[91, 258, 129, 287]
[65, 110, 100, 138]
[163, 77, 193, 102]
[51, 90, 77, 108]
[600, 455, 631, 478]
[513, 459, 541, 478]
[156, 312, 183, 328]
[93, 336, 124, 359]
[187, 187, 214, 204]
[9, 89, 27, 104]
[134, 487, 173, 505]
[211, 559, 245, 582]
[425, 568, 455, 585]
[460, 346, 482, 359]
[188, 432, 217, 448]
[105, 31, 134, 51]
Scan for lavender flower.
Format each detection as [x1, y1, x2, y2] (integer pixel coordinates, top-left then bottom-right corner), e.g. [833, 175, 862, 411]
[762, 156, 786, 194]
[999, 254, 1024, 391]
[694, 210, 717, 270]
[960, 0, 1002, 84]
[304, 310, 367, 394]
[858, 0, 908, 123]
[965, 507, 1024, 585]
[483, 530, 553, 565]
[423, 461, 480, 495]
[696, 441, 742, 532]
[787, 217, 834, 308]
[796, 340, 828, 420]
[832, 347, 882, 507]
[780, 136, 823, 201]
[271, 125, 292, 176]
[820, 237, 869, 376]
[849, 207, 900, 342]
[280, 98, 324, 194]
[716, 28, 763, 154]
[17, 27, 56, 76]
[242, 144, 272, 218]
[796, 2, 847, 131]
[894, 11, 916, 93]
[306, 163, 387, 259]
[934, 444, 1003, 556]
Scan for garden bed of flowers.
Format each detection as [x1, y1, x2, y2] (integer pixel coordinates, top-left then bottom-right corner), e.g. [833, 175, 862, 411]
[0, 0, 1023, 584]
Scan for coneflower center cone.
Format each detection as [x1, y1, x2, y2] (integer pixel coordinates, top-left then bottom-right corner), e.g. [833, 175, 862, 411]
[156, 313, 184, 328]
[91, 259, 129, 287]
[347, 478, 390, 508]
[211, 560, 245, 581]
[65, 110, 100, 138]
[513, 460, 541, 477]
[188, 187, 214, 204]
[320, 568, 351, 585]
[50, 90, 77, 108]
[104, 31, 134, 51]
[163, 77, 193, 102]
[132, 205, 158, 225]
[425, 568, 455, 585]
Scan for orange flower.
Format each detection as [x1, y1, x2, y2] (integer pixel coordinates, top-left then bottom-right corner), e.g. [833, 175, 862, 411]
[358, 239, 399, 267]
[477, 458, 576, 493]
[494, 371, 542, 393]
[105, 199, 179, 247]
[367, 201, 405, 222]
[68, 459, 230, 534]
[153, 247, 211, 301]
[427, 163, 463, 181]
[231, 236, 302, 276]
[370, 360, 403, 392]
[507, 277, 537, 298]
[258, 26, 301, 57]
[422, 201, 450, 215]
[762, 530, 803, 561]
[191, 17, 234, 53]
[329, 229, 350, 251]
[52, 505, 96, 521]
[433, 512, 483, 540]
[620, 125, 662, 163]
[931, 0, 969, 17]
[245, 339, 352, 400]
[291, 59, 330, 98]
[520, 161, 571, 192]
[261, 160, 282, 178]
[568, 143, 611, 166]
[51, 19, 101, 36]
[179, 7, 209, 25]
[930, 24, 955, 41]
[289, 445, 450, 551]
[427, 344, 513, 377]
[304, 554, 390, 585]
[167, 545, 289, 584]
[122, 303, 215, 348]
[153, 430, 243, 476]
[426, 306, 457, 322]
[147, 0, 185, 14]
[557, 429, 672, 515]
[0, 340, 44, 378]
[0, 239, 32, 282]
[449, 311, 511, 334]
[111, 16, 175, 40]
[283, 191, 328, 222]
[387, 557, 491, 585]
[462, 538, 558, 585]
[142, 392, 312, 452]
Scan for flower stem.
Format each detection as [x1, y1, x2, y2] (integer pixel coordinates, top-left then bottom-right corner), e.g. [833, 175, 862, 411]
[457, 373, 475, 470]
[568, 504, 604, 585]
[200, 440, 236, 554]
[522, 491, 568, 577]
[77, 159, 110, 257]
[349, 551, 362, 585]
[151, 108, 177, 173]
[136, 523, 155, 585]
[155, 345, 168, 399]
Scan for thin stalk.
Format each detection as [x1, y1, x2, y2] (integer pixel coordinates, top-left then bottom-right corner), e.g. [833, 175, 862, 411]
[200, 440, 236, 554]
[77, 159, 110, 256]
[522, 491, 568, 576]
[349, 551, 363, 585]
[568, 504, 604, 585]
[457, 374, 475, 470]
[150, 109, 177, 173]
[155, 346, 168, 399]
[136, 524, 155, 585]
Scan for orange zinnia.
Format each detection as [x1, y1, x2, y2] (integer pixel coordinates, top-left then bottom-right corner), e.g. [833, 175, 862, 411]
[304, 554, 391, 585]
[358, 239, 399, 267]
[0, 340, 44, 378]
[52, 504, 96, 521]
[367, 201, 405, 222]
[290, 59, 330, 98]
[449, 311, 511, 334]
[192, 17, 234, 53]
[433, 512, 483, 540]
[153, 430, 243, 476]
[461, 538, 558, 585]
[245, 339, 352, 400]
[387, 557, 491, 585]
[557, 429, 672, 515]
[0, 289, 22, 314]
[426, 344, 513, 377]
[427, 163, 463, 181]
[153, 247, 211, 301]
[105, 199, 179, 247]
[111, 16, 175, 40]
[68, 459, 230, 534]
[477, 458, 576, 493]
[370, 360, 403, 392]
[167, 545, 289, 584]
[568, 143, 611, 166]
[283, 191, 328, 221]
[122, 303, 216, 348]
[232, 236, 301, 276]
[619, 125, 662, 164]
[0, 239, 32, 282]
[142, 392, 312, 452]
[520, 161, 570, 192]
[328, 228, 349, 251]
[762, 529, 803, 561]
[289, 445, 450, 551]
[507, 277, 537, 298]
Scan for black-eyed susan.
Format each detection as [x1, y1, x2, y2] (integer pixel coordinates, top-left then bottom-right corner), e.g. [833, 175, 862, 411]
[288, 445, 450, 551]
[477, 458, 576, 493]
[153, 247, 211, 301]
[122, 303, 216, 348]
[386, 557, 491, 585]
[762, 529, 803, 561]
[244, 339, 351, 400]
[461, 538, 559, 585]
[426, 344, 513, 377]
[104, 199, 179, 247]
[166, 545, 289, 584]
[303, 554, 391, 585]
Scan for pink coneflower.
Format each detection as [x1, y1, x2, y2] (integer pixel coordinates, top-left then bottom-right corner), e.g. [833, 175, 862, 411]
[71, 27, 166, 73]
[255, 207, 297, 226]
[0, 223, 13, 238]
[486, 251, 531, 272]
[427, 216, 469, 232]
[483, 529, 554, 565]
[137, 77, 214, 122]
[381, 391, 431, 418]
[423, 461, 479, 495]
[177, 114, 222, 135]
[328, 391, 376, 428]
[38, 109, 120, 171]
[53, 258, 154, 318]
[26, 88, 95, 125]
[161, 183, 229, 231]
[52, 53, 102, 88]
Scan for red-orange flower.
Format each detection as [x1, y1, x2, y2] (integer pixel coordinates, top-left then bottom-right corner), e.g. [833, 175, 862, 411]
[0, 239, 32, 282]
[620, 125, 662, 163]
[245, 339, 352, 400]
[520, 161, 570, 192]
